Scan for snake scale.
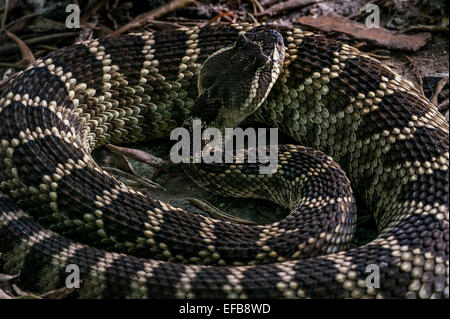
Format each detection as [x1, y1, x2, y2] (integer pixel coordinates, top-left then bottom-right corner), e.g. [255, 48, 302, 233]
[0, 23, 448, 299]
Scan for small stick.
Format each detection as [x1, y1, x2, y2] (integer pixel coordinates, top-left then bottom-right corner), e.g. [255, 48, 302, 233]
[403, 55, 424, 97]
[208, 11, 234, 24]
[437, 98, 449, 112]
[4, 13, 38, 30]
[0, 0, 9, 34]
[258, 0, 321, 16]
[353, 41, 367, 49]
[347, 0, 383, 20]
[80, 0, 107, 24]
[0, 13, 39, 45]
[36, 44, 60, 51]
[367, 52, 391, 59]
[5, 31, 35, 65]
[0, 32, 78, 56]
[248, 0, 264, 15]
[406, 25, 449, 33]
[107, 0, 197, 37]
[0, 62, 24, 69]
[430, 76, 448, 106]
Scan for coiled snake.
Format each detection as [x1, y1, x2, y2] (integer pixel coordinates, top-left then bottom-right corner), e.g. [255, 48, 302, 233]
[0, 23, 448, 298]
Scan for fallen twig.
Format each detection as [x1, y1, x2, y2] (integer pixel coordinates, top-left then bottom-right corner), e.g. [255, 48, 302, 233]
[347, 0, 384, 20]
[0, 13, 39, 44]
[0, 32, 78, 56]
[430, 76, 449, 106]
[209, 11, 234, 24]
[406, 25, 449, 33]
[260, 0, 278, 5]
[403, 54, 424, 96]
[366, 52, 391, 59]
[4, 12, 38, 30]
[438, 98, 449, 112]
[0, 0, 9, 34]
[107, 0, 197, 37]
[0, 62, 25, 69]
[248, 0, 264, 15]
[80, 0, 107, 24]
[0, 0, 17, 13]
[258, 0, 321, 16]
[5, 31, 35, 65]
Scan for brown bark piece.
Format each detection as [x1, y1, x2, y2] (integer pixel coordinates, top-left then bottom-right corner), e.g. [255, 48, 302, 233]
[298, 15, 431, 51]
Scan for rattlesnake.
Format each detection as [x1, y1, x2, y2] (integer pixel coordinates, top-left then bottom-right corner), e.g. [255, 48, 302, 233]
[0, 23, 448, 298]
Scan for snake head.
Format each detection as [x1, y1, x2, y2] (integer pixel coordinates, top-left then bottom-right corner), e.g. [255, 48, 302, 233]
[188, 28, 286, 130]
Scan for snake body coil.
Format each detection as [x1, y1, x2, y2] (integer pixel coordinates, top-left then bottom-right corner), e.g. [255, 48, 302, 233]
[0, 23, 448, 298]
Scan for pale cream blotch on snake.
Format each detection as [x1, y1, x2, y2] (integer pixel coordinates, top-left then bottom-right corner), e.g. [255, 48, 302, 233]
[0, 23, 448, 298]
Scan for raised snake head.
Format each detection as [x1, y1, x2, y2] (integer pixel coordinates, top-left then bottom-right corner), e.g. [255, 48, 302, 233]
[186, 28, 286, 131]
